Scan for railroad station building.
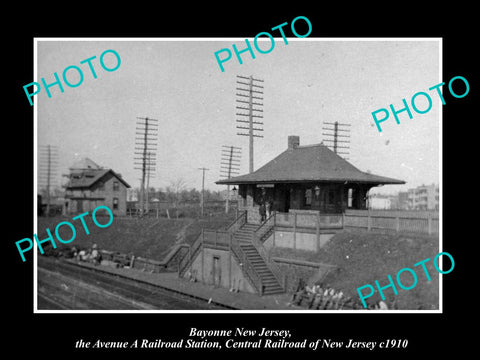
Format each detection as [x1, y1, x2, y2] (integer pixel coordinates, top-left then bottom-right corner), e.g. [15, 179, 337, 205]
[217, 135, 405, 223]
[175, 136, 405, 296]
[64, 158, 131, 216]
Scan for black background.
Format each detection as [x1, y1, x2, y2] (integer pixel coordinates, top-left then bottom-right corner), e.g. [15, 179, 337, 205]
[5, 4, 474, 356]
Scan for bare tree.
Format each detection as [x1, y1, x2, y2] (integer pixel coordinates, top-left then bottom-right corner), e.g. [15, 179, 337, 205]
[169, 178, 188, 209]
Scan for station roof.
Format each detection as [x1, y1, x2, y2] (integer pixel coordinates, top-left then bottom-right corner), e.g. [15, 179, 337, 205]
[216, 141, 404, 186]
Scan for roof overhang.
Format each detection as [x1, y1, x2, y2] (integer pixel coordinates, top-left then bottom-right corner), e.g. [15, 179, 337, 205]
[216, 178, 405, 186]
[215, 141, 405, 187]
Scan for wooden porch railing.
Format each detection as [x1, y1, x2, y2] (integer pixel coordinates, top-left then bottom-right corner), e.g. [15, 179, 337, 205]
[343, 210, 439, 235]
[275, 211, 344, 229]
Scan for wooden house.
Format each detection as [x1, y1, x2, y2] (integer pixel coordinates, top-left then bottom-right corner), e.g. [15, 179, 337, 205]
[64, 158, 131, 216]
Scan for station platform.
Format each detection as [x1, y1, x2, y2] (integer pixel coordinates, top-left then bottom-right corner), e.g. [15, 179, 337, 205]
[61, 258, 300, 311]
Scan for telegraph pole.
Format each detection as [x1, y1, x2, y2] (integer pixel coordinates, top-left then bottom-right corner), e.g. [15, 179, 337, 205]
[145, 151, 154, 213]
[134, 117, 158, 215]
[38, 145, 59, 217]
[322, 121, 351, 159]
[236, 75, 264, 173]
[219, 145, 241, 214]
[198, 167, 210, 217]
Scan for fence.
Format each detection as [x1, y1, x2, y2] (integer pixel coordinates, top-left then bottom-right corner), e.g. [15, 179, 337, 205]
[275, 211, 343, 229]
[272, 209, 438, 235]
[343, 209, 439, 235]
[127, 200, 239, 218]
[202, 229, 231, 249]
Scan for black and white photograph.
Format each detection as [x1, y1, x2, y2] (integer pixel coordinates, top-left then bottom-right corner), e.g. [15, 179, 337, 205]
[6, 8, 473, 356]
[33, 38, 441, 312]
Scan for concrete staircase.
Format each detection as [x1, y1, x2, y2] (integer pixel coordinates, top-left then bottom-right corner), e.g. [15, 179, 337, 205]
[233, 223, 284, 295]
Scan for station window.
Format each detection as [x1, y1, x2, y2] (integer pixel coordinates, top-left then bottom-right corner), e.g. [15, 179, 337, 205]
[113, 197, 119, 209]
[348, 188, 353, 208]
[113, 181, 119, 191]
[305, 188, 312, 206]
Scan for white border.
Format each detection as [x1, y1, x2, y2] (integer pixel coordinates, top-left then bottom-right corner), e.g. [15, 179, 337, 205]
[33, 37, 443, 314]
[33, 39, 39, 311]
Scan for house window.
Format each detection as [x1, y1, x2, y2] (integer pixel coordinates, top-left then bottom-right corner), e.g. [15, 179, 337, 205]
[113, 197, 119, 210]
[348, 188, 353, 208]
[304, 188, 312, 206]
[113, 181, 119, 191]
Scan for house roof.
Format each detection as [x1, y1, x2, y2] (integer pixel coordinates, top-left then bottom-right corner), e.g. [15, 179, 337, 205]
[66, 169, 131, 189]
[69, 157, 102, 171]
[216, 143, 404, 186]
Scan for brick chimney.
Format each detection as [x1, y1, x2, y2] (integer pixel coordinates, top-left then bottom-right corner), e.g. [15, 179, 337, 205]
[288, 135, 300, 149]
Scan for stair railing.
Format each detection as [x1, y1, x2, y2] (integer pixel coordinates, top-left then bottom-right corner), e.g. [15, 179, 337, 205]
[253, 211, 286, 291]
[251, 235, 286, 291]
[226, 210, 247, 234]
[255, 211, 276, 243]
[178, 210, 282, 295]
[229, 233, 265, 295]
[178, 229, 203, 277]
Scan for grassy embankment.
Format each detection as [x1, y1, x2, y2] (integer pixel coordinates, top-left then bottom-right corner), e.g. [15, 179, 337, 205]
[271, 229, 440, 309]
[37, 215, 440, 309]
[36, 214, 233, 260]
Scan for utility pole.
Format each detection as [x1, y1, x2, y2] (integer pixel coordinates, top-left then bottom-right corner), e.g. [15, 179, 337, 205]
[38, 145, 59, 217]
[134, 117, 158, 215]
[219, 145, 241, 214]
[198, 167, 210, 217]
[236, 75, 264, 173]
[322, 121, 351, 159]
[145, 151, 153, 213]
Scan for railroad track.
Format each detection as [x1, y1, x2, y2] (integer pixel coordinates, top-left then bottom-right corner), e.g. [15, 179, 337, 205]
[37, 256, 236, 310]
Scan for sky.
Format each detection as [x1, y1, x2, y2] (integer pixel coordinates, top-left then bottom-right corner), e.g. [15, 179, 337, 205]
[36, 38, 441, 195]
